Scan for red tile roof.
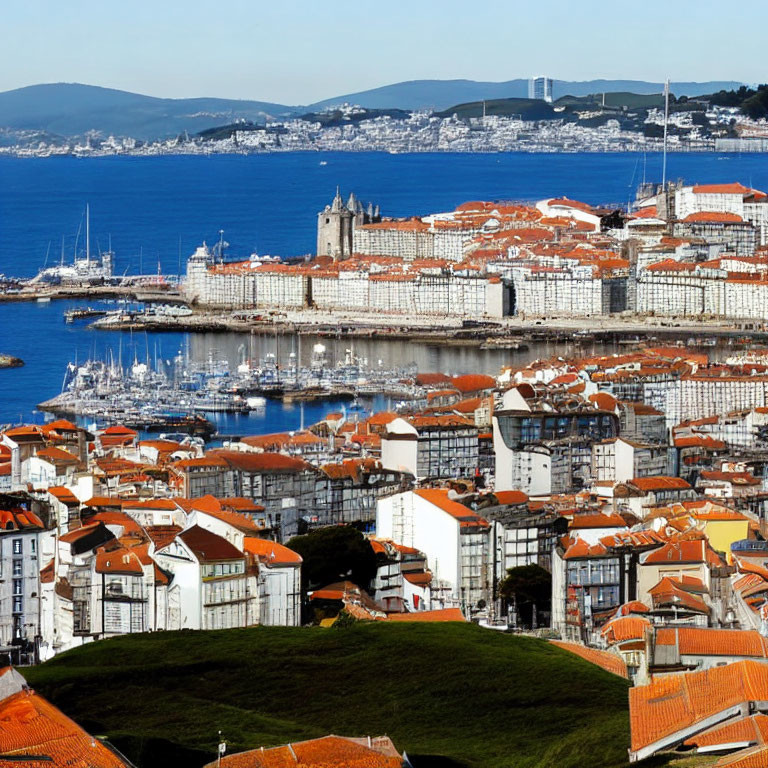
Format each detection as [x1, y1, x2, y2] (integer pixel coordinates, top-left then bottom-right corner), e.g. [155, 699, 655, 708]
[0, 670, 129, 767]
[213, 450, 312, 473]
[211, 734, 402, 768]
[692, 182, 754, 195]
[685, 714, 768, 748]
[569, 512, 627, 530]
[176, 525, 244, 563]
[631, 476, 692, 492]
[549, 640, 628, 678]
[683, 211, 744, 223]
[655, 627, 768, 658]
[386, 608, 465, 622]
[450, 374, 496, 393]
[629, 660, 768, 755]
[601, 615, 651, 644]
[490, 490, 529, 506]
[243, 537, 302, 566]
[413, 489, 489, 529]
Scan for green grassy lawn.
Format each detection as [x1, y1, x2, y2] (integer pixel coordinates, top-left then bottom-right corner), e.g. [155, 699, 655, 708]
[25, 623, 633, 768]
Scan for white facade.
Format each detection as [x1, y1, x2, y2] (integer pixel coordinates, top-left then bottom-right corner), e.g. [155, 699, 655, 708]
[376, 490, 490, 614]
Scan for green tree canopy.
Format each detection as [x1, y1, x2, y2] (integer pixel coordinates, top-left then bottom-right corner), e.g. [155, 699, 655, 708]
[286, 526, 377, 591]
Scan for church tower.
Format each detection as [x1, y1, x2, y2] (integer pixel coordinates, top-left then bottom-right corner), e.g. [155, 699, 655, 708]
[317, 188, 353, 260]
[316, 188, 382, 260]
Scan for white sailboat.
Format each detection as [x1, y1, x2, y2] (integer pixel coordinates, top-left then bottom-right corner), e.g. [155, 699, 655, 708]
[29, 204, 115, 285]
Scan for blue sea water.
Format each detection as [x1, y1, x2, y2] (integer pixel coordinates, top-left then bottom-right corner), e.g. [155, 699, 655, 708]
[2, 151, 768, 431]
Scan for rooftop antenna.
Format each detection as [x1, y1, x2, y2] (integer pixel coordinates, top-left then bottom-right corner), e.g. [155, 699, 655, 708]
[662, 78, 670, 188]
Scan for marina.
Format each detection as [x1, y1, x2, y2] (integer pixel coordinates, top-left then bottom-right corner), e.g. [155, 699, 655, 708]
[36, 341, 423, 438]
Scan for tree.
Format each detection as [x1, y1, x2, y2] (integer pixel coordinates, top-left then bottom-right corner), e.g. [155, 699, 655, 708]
[498, 564, 551, 628]
[286, 526, 378, 591]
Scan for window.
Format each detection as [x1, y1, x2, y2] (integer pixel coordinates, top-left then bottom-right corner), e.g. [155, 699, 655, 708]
[12, 579, 22, 596]
[12, 561, 22, 577]
[30, 540, 36, 555]
[12, 597, 22, 614]
[12, 539, 21, 555]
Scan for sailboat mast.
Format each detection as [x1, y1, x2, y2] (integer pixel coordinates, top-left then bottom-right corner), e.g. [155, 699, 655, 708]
[86, 204, 90, 265]
[662, 79, 670, 188]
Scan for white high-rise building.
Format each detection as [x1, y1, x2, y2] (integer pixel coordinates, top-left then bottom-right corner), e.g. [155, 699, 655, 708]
[528, 76, 553, 103]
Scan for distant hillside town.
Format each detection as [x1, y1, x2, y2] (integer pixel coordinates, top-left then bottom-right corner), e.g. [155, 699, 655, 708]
[3, 78, 768, 156]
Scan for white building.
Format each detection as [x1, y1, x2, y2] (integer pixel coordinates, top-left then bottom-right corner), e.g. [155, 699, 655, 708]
[154, 525, 257, 631]
[376, 488, 490, 615]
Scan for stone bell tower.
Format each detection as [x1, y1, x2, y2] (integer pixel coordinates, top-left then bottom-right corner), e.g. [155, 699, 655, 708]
[317, 188, 354, 260]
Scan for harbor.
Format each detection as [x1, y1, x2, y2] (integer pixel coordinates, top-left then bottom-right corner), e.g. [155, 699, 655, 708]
[35, 341, 424, 438]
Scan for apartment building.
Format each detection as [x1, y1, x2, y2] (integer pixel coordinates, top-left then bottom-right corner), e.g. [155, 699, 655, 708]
[376, 488, 491, 615]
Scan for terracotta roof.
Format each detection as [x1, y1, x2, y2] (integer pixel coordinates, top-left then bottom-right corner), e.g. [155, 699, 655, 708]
[242, 537, 302, 566]
[413, 489, 489, 529]
[602, 615, 651, 644]
[700, 470, 761, 486]
[685, 714, 768, 748]
[631, 476, 692, 492]
[546, 198, 596, 214]
[0, 508, 44, 531]
[122, 499, 180, 511]
[629, 660, 768, 755]
[450, 374, 496, 393]
[549, 640, 628, 679]
[402, 572, 433, 586]
[386, 608, 464, 622]
[588, 392, 618, 411]
[95, 545, 144, 576]
[213, 450, 312, 473]
[190, 496, 265, 534]
[35, 446, 80, 465]
[414, 373, 453, 387]
[655, 628, 768, 658]
[569, 512, 627, 530]
[647, 576, 710, 614]
[211, 734, 402, 768]
[692, 182, 755, 195]
[683, 211, 745, 223]
[47, 486, 79, 505]
[176, 525, 244, 562]
[44, 419, 79, 432]
[489, 490, 529, 506]
[102, 425, 138, 435]
[0, 670, 129, 767]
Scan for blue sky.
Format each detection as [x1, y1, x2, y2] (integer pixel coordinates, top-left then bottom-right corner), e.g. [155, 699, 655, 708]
[1, 0, 763, 104]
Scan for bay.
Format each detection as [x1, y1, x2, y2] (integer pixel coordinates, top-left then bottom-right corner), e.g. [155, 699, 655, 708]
[1, 151, 766, 431]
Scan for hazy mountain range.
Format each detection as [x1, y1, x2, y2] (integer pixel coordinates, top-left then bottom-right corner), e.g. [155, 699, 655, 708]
[0, 79, 745, 141]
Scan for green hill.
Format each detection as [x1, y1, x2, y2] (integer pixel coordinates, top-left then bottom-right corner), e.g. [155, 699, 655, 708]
[24, 623, 633, 768]
[436, 98, 557, 120]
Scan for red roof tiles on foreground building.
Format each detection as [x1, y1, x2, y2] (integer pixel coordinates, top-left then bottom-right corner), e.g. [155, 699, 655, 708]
[629, 660, 768, 761]
[0, 667, 129, 767]
[207, 734, 404, 768]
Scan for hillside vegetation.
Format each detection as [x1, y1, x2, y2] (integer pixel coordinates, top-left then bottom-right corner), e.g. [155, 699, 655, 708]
[25, 623, 632, 768]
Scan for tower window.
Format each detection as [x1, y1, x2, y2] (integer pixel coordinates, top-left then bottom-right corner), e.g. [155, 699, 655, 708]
[325, 218, 330, 224]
